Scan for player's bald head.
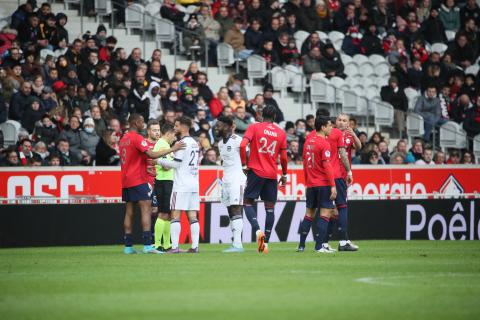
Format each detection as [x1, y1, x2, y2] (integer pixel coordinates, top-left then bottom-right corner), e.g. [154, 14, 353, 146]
[128, 113, 144, 130]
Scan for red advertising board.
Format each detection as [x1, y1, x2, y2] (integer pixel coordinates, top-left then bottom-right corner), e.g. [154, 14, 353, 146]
[0, 165, 479, 203]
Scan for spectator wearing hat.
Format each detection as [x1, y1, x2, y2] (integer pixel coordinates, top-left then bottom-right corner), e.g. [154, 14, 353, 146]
[21, 97, 43, 133]
[421, 6, 448, 44]
[321, 42, 345, 78]
[181, 87, 198, 118]
[381, 76, 409, 137]
[80, 117, 100, 160]
[51, 12, 68, 48]
[440, 0, 460, 32]
[9, 81, 34, 121]
[263, 84, 284, 123]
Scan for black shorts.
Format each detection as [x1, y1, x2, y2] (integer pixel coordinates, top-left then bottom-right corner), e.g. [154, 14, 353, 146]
[306, 186, 335, 210]
[334, 178, 348, 207]
[122, 183, 151, 202]
[243, 170, 278, 202]
[155, 180, 173, 213]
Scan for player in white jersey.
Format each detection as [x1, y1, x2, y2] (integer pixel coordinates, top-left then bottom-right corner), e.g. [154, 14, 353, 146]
[215, 116, 246, 253]
[157, 116, 200, 253]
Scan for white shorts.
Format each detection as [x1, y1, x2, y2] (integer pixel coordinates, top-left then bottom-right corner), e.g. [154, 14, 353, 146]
[170, 191, 200, 211]
[221, 182, 245, 207]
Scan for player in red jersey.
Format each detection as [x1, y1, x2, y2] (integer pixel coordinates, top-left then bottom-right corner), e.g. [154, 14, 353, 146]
[119, 114, 184, 254]
[298, 115, 337, 253]
[145, 120, 161, 244]
[240, 106, 288, 254]
[334, 113, 361, 251]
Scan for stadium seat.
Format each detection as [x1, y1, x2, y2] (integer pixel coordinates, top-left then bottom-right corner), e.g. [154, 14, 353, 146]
[125, 3, 145, 33]
[294, 30, 310, 44]
[373, 101, 394, 131]
[247, 55, 267, 86]
[155, 18, 176, 47]
[64, 0, 81, 10]
[40, 49, 55, 63]
[359, 61, 375, 76]
[316, 31, 328, 42]
[404, 87, 420, 110]
[440, 121, 468, 149]
[465, 64, 479, 76]
[310, 77, 335, 104]
[345, 76, 358, 88]
[0, 120, 21, 146]
[284, 64, 302, 87]
[368, 54, 387, 65]
[445, 30, 456, 42]
[340, 53, 353, 64]
[330, 76, 346, 103]
[328, 31, 344, 51]
[271, 67, 289, 97]
[344, 62, 359, 77]
[216, 43, 235, 73]
[474, 134, 480, 163]
[353, 54, 369, 65]
[431, 43, 448, 55]
[374, 62, 391, 77]
[94, 0, 113, 22]
[406, 112, 425, 137]
[144, 2, 162, 31]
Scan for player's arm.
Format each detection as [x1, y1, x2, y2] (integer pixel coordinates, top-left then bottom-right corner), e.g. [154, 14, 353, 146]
[279, 140, 288, 186]
[339, 147, 353, 185]
[347, 127, 362, 150]
[147, 141, 185, 159]
[156, 146, 186, 169]
[322, 159, 337, 200]
[240, 125, 254, 169]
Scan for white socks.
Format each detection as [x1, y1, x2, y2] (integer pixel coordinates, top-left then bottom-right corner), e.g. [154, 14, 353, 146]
[190, 221, 200, 249]
[231, 218, 243, 248]
[170, 220, 181, 249]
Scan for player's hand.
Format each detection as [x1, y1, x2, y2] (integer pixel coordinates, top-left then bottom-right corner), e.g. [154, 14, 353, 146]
[330, 186, 337, 200]
[346, 171, 353, 186]
[242, 165, 250, 176]
[172, 141, 186, 151]
[278, 174, 287, 186]
[346, 127, 356, 137]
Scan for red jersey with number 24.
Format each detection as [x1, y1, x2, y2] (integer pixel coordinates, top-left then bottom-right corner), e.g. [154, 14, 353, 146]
[340, 131, 354, 179]
[303, 133, 334, 187]
[119, 130, 150, 188]
[243, 122, 287, 179]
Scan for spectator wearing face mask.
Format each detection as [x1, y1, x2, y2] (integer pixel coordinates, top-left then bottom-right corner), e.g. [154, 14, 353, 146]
[79, 117, 100, 161]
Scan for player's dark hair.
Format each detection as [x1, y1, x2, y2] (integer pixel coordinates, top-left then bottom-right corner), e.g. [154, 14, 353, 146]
[128, 113, 143, 125]
[217, 116, 233, 127]
[315, 116, 330, 131]
[176, 116, 192, 128]
[262, 105, 277, 121]
[160, 122, 175, 135]
[147, 119, 160, 129]
[315, 108, 330, 118]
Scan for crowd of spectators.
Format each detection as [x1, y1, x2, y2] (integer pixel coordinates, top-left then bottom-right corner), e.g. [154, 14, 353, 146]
[0, 0, 477, 167]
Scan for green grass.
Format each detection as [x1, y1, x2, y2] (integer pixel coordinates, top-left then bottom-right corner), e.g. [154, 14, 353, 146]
[1, 241, 480, 320]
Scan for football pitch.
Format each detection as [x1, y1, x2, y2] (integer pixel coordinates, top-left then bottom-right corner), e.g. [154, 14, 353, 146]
[1, 241, 479, 320]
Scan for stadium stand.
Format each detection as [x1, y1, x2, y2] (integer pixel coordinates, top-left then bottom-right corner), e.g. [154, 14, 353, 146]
[0, 0, 479, 167]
